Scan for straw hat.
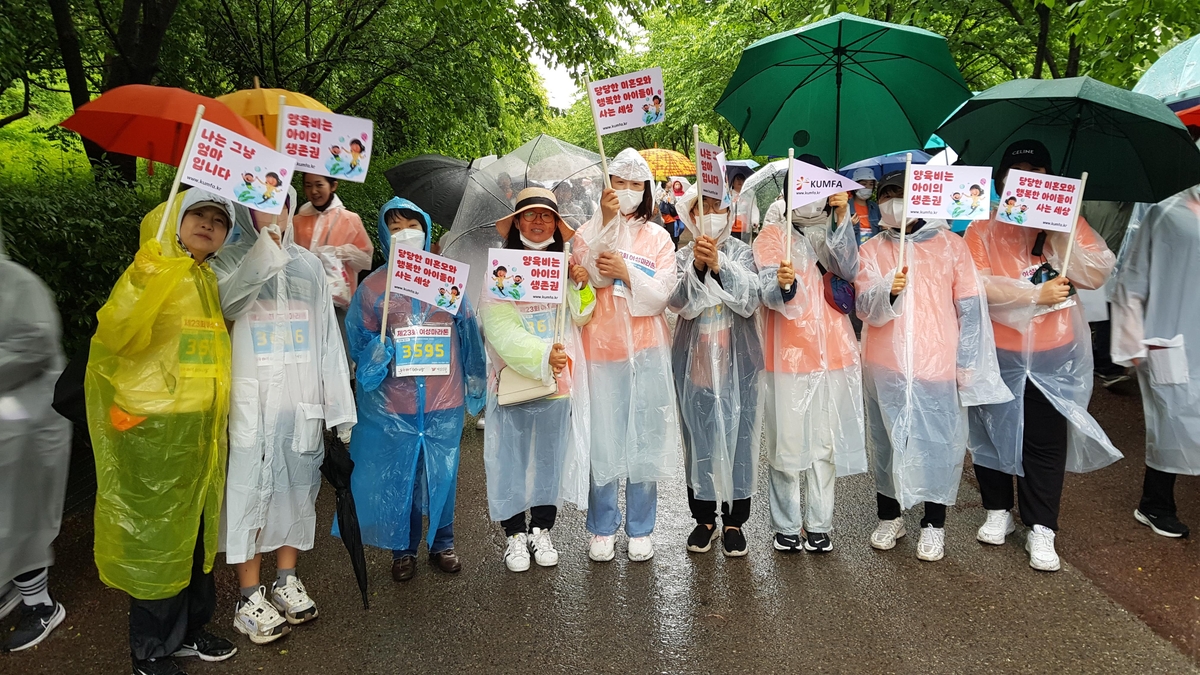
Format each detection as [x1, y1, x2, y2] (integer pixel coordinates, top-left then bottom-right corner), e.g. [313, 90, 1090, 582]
[496, 186, 575, 240]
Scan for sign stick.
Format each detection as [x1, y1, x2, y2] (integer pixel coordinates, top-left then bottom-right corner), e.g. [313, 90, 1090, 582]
[272, 94, 287, 228]
[155, 105, 206, 244]
[693, 125, 706, 238]
[898, 153, 913, 270]
[1060, 171, 1089, 275]
[555, 241, 572, 348]
[783, 148, 794, 292]
[585, 66, 611, 189]
[380, 237, 398, 344]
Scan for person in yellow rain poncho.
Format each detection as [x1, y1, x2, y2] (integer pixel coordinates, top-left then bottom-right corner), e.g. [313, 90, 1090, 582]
[86, 188, 240, 674]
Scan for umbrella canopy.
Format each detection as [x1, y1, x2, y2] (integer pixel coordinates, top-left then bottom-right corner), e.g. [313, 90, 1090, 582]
[1179, 103, 1200, 128]
[215, 79, 331, 148]
[321, 431, 368, 610]
[725, 159, 759, 184]
[441, 134, 602, 306]
[61, 85, 271, 165]
[1134, 34, 1200, 111]
[737, 159, 790, 219]
[383, 154, 472, 228]
[715, 13, 971, 168]
[839, 149, 932, 182]
[935, 77, 1200, 203]
[638, 148, 696, 181]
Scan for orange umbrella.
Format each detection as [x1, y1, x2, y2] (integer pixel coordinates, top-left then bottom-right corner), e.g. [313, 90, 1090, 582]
[61, 85, 271, 166]
[216, 77, 331, 149]
[638, 148, 695, 181]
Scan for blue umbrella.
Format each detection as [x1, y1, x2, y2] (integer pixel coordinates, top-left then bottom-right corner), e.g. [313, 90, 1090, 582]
[1134, 34, 1200, 111]
[839, 149, 932, 182]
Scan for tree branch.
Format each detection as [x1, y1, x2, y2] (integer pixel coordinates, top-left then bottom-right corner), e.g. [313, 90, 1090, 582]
[0, 76, 31, 129]
[994, 0, 1024, 25]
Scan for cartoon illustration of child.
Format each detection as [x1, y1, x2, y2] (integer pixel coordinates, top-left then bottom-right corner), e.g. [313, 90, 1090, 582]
[999, 196, 1018, 222]
[641, 104, 654, 125]
[491, 266, 509, 298]
[257, 172, 282, 206]
[1016, 204, 1029, 224]
[436, 287, 450, 308]
[448, 286, 460, 308]
[948, 191, 965, 217]
[507, 275, 525, 300]
[349, 139, 366, 174]
[650, 95, 664, 123]
[237, 173, 259, 202]
[968, 184, 985, 213]
[326, 145, 348, 176]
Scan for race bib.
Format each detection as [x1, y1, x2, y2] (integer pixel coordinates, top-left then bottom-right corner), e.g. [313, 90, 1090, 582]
[179, 317, 222, 378]
[613, 249, 656, 300]
[393, 326, 452, 377]
[520, 308, 558, 340]
[1021, 264, 1077, 316]
[249, 310, 311, 366]
[696, 303, 729, 336]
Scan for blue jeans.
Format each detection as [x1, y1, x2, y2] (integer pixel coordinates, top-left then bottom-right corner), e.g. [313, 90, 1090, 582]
[586, 477, 657, 538]
[392, 503, 454, 559]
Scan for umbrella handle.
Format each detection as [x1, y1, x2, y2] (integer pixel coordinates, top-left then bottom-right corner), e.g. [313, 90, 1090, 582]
[155, 105, 206, 244]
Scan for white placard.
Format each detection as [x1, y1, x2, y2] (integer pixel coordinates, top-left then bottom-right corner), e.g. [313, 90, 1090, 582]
[280, 105, 374, 182]
[388, 242, 470, 315]
[485, 249, 566, 304]
[905, 165, 993, 221]
[181, 119, 295, 214]
[587, 67, 665, 135]
[697, 141, 728, 203]
[788, 159, 863, 209]
[997, 169, 1083, 232]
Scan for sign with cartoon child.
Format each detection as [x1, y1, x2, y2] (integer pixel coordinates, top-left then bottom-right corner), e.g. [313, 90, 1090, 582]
[181, 119, 294, 214]
[280, 105, 375, 182]
[485, 249, 567, 304]
[587, 67, 666, 134]
[904, 165, 993, 221]
[997, 169, 1083, 232]
[387, 241, 470, 315]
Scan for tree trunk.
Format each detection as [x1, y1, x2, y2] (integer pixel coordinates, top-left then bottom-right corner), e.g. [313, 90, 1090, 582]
[46, 0, 114, 172]
[1066, 33, 1081, 77]
[1033, 3, 1051, 79]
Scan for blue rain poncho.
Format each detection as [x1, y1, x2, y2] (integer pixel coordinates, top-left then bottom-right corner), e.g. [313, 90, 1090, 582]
[335, 198, 486, 550]
[668, 186, 763, 505]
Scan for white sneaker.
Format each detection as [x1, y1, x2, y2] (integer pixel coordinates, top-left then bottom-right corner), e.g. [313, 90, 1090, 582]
[977, 509, 1016, 545]
[0, 582, 20, 622]
[1025, 525, 1061, 572]
[917, 526, 946, 561]
[505, 533, 531, 572]
[475, 416, 485, 430]
[233, 587, 289, 644]
[529, 528, 559, 567]
[628, 536, 654, 562]
[270, 576, 318, 625]
[870, 518, 906, 550]
[589, 534, 616, 562]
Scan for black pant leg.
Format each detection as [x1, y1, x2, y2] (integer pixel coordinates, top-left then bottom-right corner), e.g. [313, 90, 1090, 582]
[876, 493, 902, 520]
[529, 504, 558, 531]
[720, 498, 752, 528]
[921, 502, 948, 528]
[1015, 383, 1069, 530]
[687, 487, 717, 526]
[1091, 318, 1120, 374]
[184, 520, 216, 638]
[500, 512, 527, 537]
[973, 464, 1016, 511]
[1139, 466, 1178, 517]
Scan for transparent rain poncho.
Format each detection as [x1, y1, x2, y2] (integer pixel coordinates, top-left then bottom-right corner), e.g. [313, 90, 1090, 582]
[667, 186, 763, 505]
[574, 148, 681, 485]
[334, 197, 486, 551]
[964, 214, 1121, 475]
[855, 219, 1011, 508]
[752, 198, 867, 476]
[86, 189, 234, 599]
[0, 223, 71, 586]
[212, 190, 356, 564]
[1110, 185, 1200, 475]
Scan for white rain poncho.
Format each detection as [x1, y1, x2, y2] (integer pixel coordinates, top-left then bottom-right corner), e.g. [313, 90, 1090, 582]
[668, 186, 763, 505]
[574, 148, 681, 485]
[0, 224, 71, 585]
[964, 215, 1121, 475]
[480, 240, 595, 520]
[753, 200, 867, 476]
[855, 219, 1011, 508]
[212, 191, 356, 563]
[1110, 185, 1200, 475]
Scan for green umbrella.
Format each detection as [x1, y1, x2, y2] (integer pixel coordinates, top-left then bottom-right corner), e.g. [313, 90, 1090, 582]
[714, 13, 971, 168]
[934, 77, 1200, 203]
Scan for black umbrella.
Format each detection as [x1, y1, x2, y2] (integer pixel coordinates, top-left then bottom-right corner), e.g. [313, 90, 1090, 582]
[321, 431, 368, 609]
[383, 154, 471, 227]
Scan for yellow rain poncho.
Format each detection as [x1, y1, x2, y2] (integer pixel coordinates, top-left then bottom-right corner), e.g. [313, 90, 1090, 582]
[86, 189, 234, 600]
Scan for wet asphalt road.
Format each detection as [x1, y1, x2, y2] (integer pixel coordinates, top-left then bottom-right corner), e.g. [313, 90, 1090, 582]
[5, 400, 1200, 675]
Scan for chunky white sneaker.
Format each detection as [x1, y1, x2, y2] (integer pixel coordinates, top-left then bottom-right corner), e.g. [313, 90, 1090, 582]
[271, 575, 318, 625]
[529, 528, 559, 567]
[1025, 525, 1061, 572]
[870, 518, 907, 550]
[628, 536, 654, 562]
[589, 534, 616, 562]
[505, 533, 531, 572]
[977, 509, 1016, 545]
[917, 526, 946, 561]
[234, 587, 289, 644]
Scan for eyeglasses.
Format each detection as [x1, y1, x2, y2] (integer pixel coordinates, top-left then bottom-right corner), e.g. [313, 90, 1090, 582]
[520, 210, 556, 223]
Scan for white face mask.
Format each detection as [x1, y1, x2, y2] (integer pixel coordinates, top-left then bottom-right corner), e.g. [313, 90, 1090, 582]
[615, 188, 642, 215]
[855, 188, 874, 200]
[701, 213, 728, 235]
[393, 227, 425, 250]
[878, 199, 914, 230]
[519, 233, 554, 250]
[791, 200, 826, 226]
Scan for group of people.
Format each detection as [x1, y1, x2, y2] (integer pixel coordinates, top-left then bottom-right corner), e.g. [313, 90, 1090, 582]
[3, 132, 1199, 675]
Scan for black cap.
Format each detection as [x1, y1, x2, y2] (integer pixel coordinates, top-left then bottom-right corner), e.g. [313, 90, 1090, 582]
[998, 139, 1053, 177]
[879, 170, 905, 191]
[796, 153, 827, 170]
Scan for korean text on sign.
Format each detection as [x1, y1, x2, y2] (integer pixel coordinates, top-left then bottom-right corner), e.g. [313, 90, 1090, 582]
[697, 141, 728, 204]
[904, 165, 992, 221]
[997, 169, 1082, 233]
[388, 243, 471, 315]
[280, 105, 375, 183]
[588, 67, 665, 135]
[180, 119, 294, 215]
[485, 248, 567, 304]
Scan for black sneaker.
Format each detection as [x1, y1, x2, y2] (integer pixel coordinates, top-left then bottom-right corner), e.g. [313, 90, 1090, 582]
[686, 524, 719, 553]
[132, 657, 187, 675]
[172, 629, 237, 662]
[803, 531, 833, 553]
[1134, 509, 1190, 538]
[773, 533, 802, 553]
[1097, 370, 1132, 388]
[3, 601, 65, 652]
[722, 527, 748, 557]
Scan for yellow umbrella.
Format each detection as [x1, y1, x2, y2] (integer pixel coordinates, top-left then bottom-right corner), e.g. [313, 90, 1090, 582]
[216, 77, 331, 149]
[638, 148, 695, 182]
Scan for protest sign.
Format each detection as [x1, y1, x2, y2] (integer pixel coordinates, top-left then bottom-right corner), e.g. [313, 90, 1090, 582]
[788, 158, 863, 209]
[181, 119, 294, 214]
[280, 105, 374, 182]
[697, 141, 728, 204]
[997, 169, 1083, 232]
[905, 166, 992, 221]
[485, 249, 566, 304]
[387, 242, 470, 315]
[587, 67, 665, 135]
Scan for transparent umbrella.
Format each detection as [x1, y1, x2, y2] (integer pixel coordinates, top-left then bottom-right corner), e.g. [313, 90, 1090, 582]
[441, 134, 603, 305]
